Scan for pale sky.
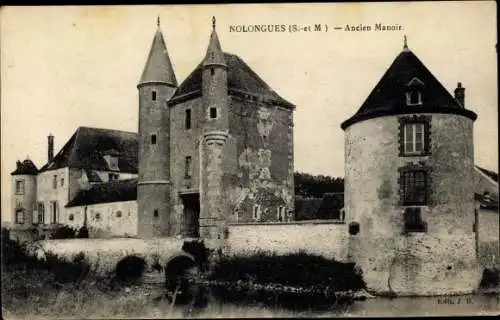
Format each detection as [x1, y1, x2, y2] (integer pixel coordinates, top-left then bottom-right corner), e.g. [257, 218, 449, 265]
[1, 3, 497, 222]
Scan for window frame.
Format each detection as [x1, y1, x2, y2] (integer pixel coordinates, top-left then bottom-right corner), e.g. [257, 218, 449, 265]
[37, 202, 45, 224]
[403, 207, 427, 233]
[209, 107, 217, 119]
[252, 204, 261, 221]
[185, 109, 192, 130]
[398, 115, 431, 157]
[15, 209, 24, 224]
[401, 170, 428, 206]
[15, 180, 25, 195]
[52, 175, 58, 189]
[50, 200, 58, 224]
[184, 156, 192, 179]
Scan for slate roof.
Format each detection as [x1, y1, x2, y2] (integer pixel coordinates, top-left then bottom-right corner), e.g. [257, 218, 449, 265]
[39, 127, 138, 174]
[66, 179, 137, 207]
[341, 46, 477, 130]
[476, 166, 498, 183]
[138, 26, 177, 87]
[11, 159, 38, 175]
[169, 53, 294, 109]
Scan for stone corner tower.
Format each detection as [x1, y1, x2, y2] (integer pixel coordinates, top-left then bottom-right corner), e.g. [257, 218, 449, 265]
[137, 17, 178, 238]
[199, 17, 230, 242]
[11, 157, 38, 226]
[341, 38, 481, 296]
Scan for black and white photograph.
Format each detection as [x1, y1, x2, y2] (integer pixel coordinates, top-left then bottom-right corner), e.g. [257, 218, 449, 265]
[1, 2, 498, 318]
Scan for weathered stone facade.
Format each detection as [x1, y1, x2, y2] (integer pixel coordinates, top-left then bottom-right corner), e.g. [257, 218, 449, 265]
[341, 43, 482, 295]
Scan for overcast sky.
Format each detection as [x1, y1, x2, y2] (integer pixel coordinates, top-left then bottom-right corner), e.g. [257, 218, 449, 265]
[1, 3, 497, 222]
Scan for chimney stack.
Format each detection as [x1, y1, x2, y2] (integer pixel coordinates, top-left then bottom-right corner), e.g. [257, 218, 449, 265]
[454, 82, 465, 107]
[48, 134, 54, 162]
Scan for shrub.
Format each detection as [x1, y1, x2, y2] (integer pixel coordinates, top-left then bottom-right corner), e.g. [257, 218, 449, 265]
[77, 226, 89, 238]
[50, 225, 78, 239]
[480, 267, 500, 288]
[209, 250, 366, 291]
[182, 239, 210, 271]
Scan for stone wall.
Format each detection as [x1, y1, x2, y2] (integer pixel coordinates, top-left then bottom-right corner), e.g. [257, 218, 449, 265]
[477, 209, 500, 267]
[226, 98, 294, 223]
[225, 221, 347, 260]
[65, 201, 138, 238]
[344, 113, 481, 295]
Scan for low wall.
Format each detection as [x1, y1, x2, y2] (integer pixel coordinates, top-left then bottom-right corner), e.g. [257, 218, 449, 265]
[27, 237, 196, 274]
[225, 220, 348, 261]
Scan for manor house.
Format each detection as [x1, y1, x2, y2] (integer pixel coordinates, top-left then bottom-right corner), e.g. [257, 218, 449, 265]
[10, 17, 295, 240]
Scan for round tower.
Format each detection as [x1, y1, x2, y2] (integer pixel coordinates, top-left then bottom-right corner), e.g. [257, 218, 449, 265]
[137, 18, 178, 238]
[199, 17, 230, 241]
[341, 40, 481, 296]
[11, 158, 38, 227]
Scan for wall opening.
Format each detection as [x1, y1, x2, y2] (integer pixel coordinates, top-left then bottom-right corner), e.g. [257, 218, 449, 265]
[115, 255, 147, 283]
[181, 193, 200, 238]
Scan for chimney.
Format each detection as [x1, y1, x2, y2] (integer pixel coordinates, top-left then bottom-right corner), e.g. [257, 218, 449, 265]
[454, 82, 465, 107]
[16, 160, 21, 169]
[48, 134, 54, 162]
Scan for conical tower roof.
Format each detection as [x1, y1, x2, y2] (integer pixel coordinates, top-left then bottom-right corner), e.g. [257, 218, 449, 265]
[341, 38, 477, 130]
[138, 18, 177, 87]
[203, 16, 226, 68]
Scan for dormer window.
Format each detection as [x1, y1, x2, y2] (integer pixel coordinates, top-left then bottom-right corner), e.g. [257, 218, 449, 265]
[405, 77, 424, 106]
[103, 154, 119, 171]
[406, 90, 422, 106]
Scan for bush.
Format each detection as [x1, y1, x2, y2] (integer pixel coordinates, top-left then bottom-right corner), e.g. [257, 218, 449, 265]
[209, 250, 365, 291]
[480, 267, 500, 288]
[50, 225, 78, 239]
[182, 239, 210, 271]
[77, 226, 89, 238]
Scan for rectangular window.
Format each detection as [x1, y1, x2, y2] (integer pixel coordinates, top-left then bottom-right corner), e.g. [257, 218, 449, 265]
[108, 173, 119, 181]
[402, 170, 428, 205]
[403, 207, 427, 233]
[52, 175, 57, 189]
[36, 202, 45, 224]
[210, 107, 217, 119]
[253, 204, 261, 221]
[151, 134, 157, 144]
[406, 91, 422, 106]
[277, 206, 286, 222]
[15, 209, 24, 224]
[15, 180, 25, 195]
[404, 123, 425, 155]
[185, 156, 192, 178]
[185, 109, 192, 129]
[152, 90, 157, 101]
[50, 201, 58, 223]
[60, 178, 64, 187]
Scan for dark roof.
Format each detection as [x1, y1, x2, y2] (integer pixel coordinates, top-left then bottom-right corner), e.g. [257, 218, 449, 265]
[169, 53, 294, 109]
[294, 197, 323, 221]
[39, 127, 138, 174]
[476, 166, 498, 183]
[84, 168, 103, 183]
[138, 27, 177, 87]
[341, 47, 477, 130]
[11, 159, 38, 175]
[66, 179, 137, 207]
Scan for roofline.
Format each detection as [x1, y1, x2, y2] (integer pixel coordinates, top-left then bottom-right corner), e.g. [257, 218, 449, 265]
[475, 166, 499, 186]
[341, 107, 478, 131]
[137, 81, 178, 89]
[168, 88, 295, 109]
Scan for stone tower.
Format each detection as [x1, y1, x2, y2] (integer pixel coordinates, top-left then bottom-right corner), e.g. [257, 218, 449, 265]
[137, 18, 178, 237]
[341, 39, 481, 296]
[11, 158, 38, 226]
[199, 17, 230, 240]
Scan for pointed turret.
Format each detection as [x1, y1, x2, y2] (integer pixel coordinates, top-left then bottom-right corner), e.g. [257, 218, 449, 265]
[138, 17, 177, 87]
[203, 16, 226, 68]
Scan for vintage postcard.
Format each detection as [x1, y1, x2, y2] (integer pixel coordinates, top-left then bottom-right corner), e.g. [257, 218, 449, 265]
[1, 2, 498, 318]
